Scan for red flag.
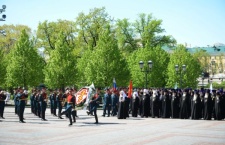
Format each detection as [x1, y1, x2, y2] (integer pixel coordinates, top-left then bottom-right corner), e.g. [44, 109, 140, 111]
[128, 80, 133, 98]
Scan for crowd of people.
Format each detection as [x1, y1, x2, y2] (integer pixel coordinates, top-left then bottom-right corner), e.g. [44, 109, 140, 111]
[99, 88, 225, 121]
[0, 87, 225, 126]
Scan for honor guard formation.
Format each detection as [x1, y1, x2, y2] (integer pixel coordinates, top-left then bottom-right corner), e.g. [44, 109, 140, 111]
[0, 87, 225, 127]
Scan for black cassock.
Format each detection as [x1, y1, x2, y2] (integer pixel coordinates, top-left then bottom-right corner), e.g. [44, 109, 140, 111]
[171, 93, 180, 118]
[117, 96, 126, 119]
[214, 95, 223, 120]
[141, 94, 150, 118]
[161, 93, 171, 118]
[151, 94, 159, 118]
[180, 93, 190, 119]
[203, 93, 213, 120]
[132, 95, 139, 117]
[191, 93, 201, 120]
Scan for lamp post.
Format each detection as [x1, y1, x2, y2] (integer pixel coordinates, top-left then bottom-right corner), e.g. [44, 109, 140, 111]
[0, 5, 6, 21]
[139, 60, 153, 88]
[175, 64, 186, 89]
[201, 72, 205, 88]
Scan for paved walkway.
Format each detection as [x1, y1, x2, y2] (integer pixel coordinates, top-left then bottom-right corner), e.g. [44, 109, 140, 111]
[1, 107, 225, 145]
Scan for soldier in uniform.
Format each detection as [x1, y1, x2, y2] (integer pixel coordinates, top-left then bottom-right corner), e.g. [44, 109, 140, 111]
[111, 89, 119, 116]
[0, 90, 6, 119]
[50, 90, 57, 117]
[34, 90, 41, 117]
[16, 88, 28, 123]
[13, 89, 19, 115]
[49, 89, 54, 115]
[39, 88, 48, 121]
[30, 89, 36, 114]
[87, 89, 101, 124]
[102, 88, 111, 117]
[57, 89, 64, 119]
[61, 89, 74, 126]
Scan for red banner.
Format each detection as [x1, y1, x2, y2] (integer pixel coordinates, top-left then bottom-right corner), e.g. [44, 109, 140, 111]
[76, 88, 88, 105]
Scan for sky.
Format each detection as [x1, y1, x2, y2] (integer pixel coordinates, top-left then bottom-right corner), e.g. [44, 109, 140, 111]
[1, 0, 225, 47]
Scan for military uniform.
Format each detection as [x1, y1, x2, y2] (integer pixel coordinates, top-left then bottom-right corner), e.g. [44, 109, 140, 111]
[61, 90, 74, 126]
[0, 91, 6, 119]
[57, 91, 64, 119]
[16, 90, 28, 123]
[102, 89, 111, 117]
[87, 92, 101, 123]
[39, 89, 48, 121]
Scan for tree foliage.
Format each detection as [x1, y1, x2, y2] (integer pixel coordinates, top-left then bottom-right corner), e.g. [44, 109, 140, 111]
[128, 43, 169, 88]
[77, 25, 130, 87]
[44, 32, 77, 89]
[0, 24, 31, 54]
[6, 29, 44, 88]
[167, 45, 201, 88]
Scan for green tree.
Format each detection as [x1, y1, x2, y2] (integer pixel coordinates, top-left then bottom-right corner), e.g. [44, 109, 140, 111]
[0, 24, 31, 54]
[75, 7, 112, 50]
[115, 19, 137, 56]
[0, 47, 6, 87]
[192, 49, 210, 72]
[128, 44, 169, 88]
[167, 45, 201, 88]
[133, 13, 176, 48]
[44, 32, 77, 89]
[37, 20, 76, 52]
[77, 25, 130, 87]
[6, 29, 44, 88]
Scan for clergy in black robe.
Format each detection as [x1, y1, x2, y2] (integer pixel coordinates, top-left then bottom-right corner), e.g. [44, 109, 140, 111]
[132, 90, 139, 117]
[141, 89, 150, 118]
[161, 90, 171, 118]
[179, 91, 190, 119]
[203, 90, 213, 120]
[214, 92, 223, 120]
[117, 90, 127, 119]
[151, 90, 159, 118]
[171, 91, 180, 118]
[191, 91, 201, 120]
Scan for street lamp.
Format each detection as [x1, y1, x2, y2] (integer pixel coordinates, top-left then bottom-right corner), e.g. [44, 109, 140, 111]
[175, 64, 186, 89]
[139, 60, 153, 88]
[0, 5, 6, 21]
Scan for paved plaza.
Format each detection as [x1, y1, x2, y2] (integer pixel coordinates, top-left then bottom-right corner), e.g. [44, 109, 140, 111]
[0, 106, 225, 145]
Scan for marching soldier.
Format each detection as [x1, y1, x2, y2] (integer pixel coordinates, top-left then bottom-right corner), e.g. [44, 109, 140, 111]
[87, 88, 101, 124]
[39, 88, 48, 121]
[0, 90, 6, 119]
[61, 89, 74, 126]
